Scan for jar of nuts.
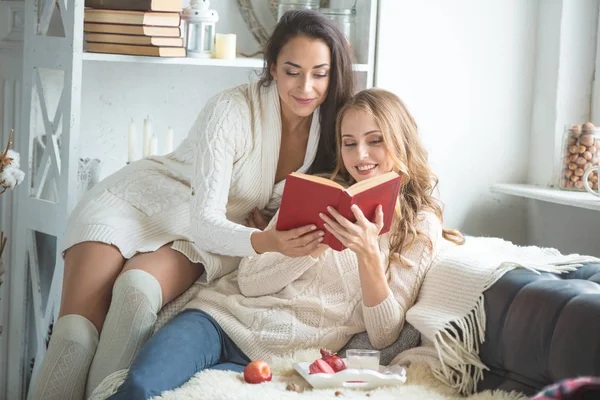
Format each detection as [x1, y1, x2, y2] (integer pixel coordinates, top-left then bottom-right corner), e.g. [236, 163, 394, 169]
[559, 123, 600, 191]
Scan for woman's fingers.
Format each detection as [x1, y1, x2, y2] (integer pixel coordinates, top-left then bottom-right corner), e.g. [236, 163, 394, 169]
[323, 223, 347, 246]
[286, 224, 318, 239]
[320, 212, 351, 241]
[374, 205, 384, 231]
[291, 230, 324, 248]
[325, 206, 357, 231]
[276, 232, 322, 257]
[350, 204, 370, 226]
[291, 236, 323, 256]
[272, 225, 324, 257]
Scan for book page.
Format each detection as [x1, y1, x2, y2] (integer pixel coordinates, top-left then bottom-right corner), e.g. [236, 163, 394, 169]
[289, 172, 343, 189]
[345, 171, 400, 196]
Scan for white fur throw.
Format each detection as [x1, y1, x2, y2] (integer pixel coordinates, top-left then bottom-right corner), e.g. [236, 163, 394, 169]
[392, 236, 600, 395]
[90, 349, 526, 400]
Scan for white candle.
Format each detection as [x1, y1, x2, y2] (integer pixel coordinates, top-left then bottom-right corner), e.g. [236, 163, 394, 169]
[166, 127, 174, 153]
[127, 119, 137, 163]
[143, 116, 152, 158]
[215, 33, 236, 60]
[149, 135, 158, 156]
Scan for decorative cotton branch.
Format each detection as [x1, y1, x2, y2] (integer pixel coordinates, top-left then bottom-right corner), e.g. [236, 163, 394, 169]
[0, 129, 23, 290]
[0, 231, 6, 288]
[0, 130, 25, 194]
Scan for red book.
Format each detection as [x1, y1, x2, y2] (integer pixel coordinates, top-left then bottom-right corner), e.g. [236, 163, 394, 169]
[276, 171, 402, 251]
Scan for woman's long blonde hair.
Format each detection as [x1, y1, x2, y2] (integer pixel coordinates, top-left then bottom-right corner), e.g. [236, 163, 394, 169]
[332, 89, 464, 260]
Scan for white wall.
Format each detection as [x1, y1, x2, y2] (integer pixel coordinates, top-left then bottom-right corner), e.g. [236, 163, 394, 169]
[526, 0, 600, 257]
[528, 201, 599, 255]
[80, 64, 257, 178]
[376, 0, 536, 243]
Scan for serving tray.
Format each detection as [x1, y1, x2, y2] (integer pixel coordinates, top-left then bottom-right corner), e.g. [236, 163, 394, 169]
[293, 361, 407, 390]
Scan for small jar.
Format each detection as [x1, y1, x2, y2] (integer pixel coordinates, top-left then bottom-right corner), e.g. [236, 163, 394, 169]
[277, 0, 320, 21]
[559, 123, 600, 191]
[320, 8, 355, 46]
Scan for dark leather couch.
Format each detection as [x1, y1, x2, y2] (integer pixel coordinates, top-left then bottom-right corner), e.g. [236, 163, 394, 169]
[478, 263, 600, 395]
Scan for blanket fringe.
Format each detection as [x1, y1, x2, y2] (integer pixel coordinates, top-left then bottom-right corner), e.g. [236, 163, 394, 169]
[432, 292, 488, 395]
[429, 261, 583, 396]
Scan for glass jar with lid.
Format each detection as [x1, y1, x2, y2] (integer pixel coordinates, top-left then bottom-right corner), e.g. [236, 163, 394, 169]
[320, 8, 355, 45]
[277, 0, 320, 21]
[559, 123, 600, 191]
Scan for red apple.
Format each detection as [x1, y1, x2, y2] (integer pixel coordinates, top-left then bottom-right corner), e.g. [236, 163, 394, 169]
[243, 360, 273, 384]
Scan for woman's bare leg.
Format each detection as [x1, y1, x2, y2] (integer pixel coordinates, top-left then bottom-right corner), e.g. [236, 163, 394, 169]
[59, 242, 126, 329]
[31, 242, 126, 400]
[86, 244, 204, 396]
[121, 244, 204, 306]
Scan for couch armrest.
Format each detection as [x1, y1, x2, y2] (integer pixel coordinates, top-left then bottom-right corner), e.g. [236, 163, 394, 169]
[478, 263, 600, 395]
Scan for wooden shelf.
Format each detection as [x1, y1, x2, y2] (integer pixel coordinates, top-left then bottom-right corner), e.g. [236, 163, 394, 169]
[490, 183, 600, 211]
[81, 52, 371, 71]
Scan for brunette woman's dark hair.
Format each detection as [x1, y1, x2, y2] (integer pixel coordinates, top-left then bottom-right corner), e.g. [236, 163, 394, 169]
[259, 9, 355, 174]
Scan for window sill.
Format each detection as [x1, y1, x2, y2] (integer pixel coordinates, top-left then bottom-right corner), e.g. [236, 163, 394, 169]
[490, 183, 600, 211]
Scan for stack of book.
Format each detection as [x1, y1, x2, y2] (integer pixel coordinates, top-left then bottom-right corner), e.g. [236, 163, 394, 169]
[84, 0, 185, 57]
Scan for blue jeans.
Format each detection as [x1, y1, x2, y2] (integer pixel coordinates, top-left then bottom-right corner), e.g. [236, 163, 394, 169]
[109, 309, 251, 400]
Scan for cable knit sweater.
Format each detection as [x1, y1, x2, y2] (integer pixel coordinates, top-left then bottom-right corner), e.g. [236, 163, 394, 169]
[63, 81, 321, 283]
[184, 211, 444, 361]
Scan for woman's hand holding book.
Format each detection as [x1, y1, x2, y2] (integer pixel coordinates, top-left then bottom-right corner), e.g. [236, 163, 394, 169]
[320, 204, 383, 258]
[250, 224, 325, 257]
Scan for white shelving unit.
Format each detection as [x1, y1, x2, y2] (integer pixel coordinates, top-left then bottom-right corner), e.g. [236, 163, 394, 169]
[81, 52, 372, 71]
[491, 183, 600, 211]
[7, 1, 380, 399]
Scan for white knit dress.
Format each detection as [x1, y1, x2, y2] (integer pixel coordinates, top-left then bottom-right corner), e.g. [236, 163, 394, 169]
[63, 81, 321, 283]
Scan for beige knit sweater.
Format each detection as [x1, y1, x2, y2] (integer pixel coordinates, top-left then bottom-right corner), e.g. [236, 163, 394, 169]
[185, 211, 444, 361]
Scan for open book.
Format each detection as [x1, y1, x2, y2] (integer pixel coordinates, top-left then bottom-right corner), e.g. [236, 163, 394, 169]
[276, 171, 402, 251]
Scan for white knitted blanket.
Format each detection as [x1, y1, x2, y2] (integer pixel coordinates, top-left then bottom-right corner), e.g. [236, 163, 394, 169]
[391, 236, 600, 396]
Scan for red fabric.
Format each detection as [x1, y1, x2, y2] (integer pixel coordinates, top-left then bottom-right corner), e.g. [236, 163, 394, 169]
[531, 376, 600, 400]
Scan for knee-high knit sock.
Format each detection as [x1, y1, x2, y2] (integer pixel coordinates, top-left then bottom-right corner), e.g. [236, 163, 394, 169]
[31, 314, 99, 400]
[85, 269, 162, 398]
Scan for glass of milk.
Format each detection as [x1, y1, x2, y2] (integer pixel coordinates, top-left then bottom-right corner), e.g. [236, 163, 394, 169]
[345, 349, 380, 371]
